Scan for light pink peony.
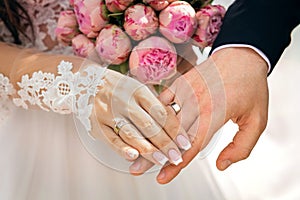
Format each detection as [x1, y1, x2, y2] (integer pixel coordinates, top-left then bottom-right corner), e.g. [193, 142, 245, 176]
[55, 10, 79, 46]
[159, 1, 197, 43]
[124, 4, 159, 41]
[105, 0, 134, 12]
[95, 25, 132, 65]
[129, 36, 177, 84]
[73, 0, 108, 38]
[192, 5, 226, 49]
[143, 0, 170, 11]
[72, 34, 95, 57]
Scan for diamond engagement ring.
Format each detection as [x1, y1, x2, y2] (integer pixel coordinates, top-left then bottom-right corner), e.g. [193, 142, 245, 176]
[170, 102, 181, 115]
[113, 118, 129, 134]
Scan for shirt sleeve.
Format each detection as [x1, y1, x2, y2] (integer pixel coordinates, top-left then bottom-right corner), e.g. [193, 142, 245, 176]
[210, 0, 300, 75]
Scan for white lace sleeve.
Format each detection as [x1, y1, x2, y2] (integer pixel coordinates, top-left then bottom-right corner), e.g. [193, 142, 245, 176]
[0, 74, 16, 124]
[12, 61, 106, 132]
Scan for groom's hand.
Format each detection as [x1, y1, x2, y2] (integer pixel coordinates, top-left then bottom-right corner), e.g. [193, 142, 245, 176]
[156, 47, 269, 184]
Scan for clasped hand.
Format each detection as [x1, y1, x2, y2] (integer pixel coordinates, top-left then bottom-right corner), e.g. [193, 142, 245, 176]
[90, 47, 268, 185]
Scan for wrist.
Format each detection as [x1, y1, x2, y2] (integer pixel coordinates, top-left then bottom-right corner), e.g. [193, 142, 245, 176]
[211, 47, 268, 78]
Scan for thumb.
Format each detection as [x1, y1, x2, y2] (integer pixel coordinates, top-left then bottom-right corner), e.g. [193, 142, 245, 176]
[216, 117, 267, 170]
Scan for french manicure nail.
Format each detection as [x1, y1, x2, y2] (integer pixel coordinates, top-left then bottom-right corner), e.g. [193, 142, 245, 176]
[126, 148, 139, 159]
[153, 151, 168, 165]
[168, 149, 183, 165]
[130, 161, 141, 172]
[176, 135, 191, 150]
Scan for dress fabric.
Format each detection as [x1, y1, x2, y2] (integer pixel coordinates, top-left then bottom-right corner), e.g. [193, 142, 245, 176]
[0, 0, 235, 199]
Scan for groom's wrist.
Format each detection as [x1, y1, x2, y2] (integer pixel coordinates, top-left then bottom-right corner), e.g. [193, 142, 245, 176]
[211, 44, 271, 74]
[211, 47, 268, 78]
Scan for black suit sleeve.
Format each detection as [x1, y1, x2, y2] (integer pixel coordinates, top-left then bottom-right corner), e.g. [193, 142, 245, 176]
[211, 0, 300, 74]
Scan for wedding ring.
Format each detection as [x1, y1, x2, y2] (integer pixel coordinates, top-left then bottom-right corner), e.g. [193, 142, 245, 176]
[113, 118, 129, 135]
[170, 102, 181, 115]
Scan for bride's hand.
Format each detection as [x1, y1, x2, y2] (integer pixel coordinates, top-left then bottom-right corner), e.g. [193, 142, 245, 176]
[90, 69, 191, 166]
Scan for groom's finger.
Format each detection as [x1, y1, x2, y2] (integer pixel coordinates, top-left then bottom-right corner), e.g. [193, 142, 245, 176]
[129, 106, 183, 166]
[156, 145, 200, 184]
[216, 114, 267, 170]
[156, 112, 214, 184]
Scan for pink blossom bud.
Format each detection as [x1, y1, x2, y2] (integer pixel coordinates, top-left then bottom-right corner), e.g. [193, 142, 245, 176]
[73, 0, 108, 38]
[124, 4, 158, 41]
[105, 0, 134, 12]
[159, 1, 197, 43]
[55, 10, 79, 46]
[129, 36, 177, 84]
[72, 34, 95, 57]
[192, 5, 226, 49]
[143, 0, 170, 11]
[95, 25, 132, 65]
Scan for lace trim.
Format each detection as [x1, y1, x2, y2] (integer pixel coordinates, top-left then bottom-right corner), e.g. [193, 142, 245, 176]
[0, 74, 16, 124]
[13, 61, 105, 131]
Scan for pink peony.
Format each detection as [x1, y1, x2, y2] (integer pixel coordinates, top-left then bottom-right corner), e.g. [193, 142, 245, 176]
[124, 4, 159, 41]
[129, 36, 177, 84]
[72, 34, 95, 57]
[69, 0, 75, 6]
[55, 10, 79, 46]
[105, 0, 134, 12]
[192, 5, 226, 49]
[73, 0, 108, 38]
[159, 1, 197, 43]
[95, 25, 132, 65]
[143, 0, 170, 11]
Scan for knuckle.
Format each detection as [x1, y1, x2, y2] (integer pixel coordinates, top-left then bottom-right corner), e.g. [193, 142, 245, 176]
[229, 143, 251, 161]
[154, 106, 168, 121]
[239, 148, 251, 160]
[139, 143, 155, 155]
[140, 119, 156, 131]
[120, 125, 136, 140]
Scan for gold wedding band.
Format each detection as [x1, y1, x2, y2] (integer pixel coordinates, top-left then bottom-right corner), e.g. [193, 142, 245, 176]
[113, 118, 129, 135]
[170, 102, 181, 115]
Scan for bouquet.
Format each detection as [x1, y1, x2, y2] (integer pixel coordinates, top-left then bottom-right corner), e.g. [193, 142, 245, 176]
[56, 0, 226, 87]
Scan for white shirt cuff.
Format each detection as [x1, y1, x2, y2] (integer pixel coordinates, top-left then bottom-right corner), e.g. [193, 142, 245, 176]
[211, 44, 271, 73]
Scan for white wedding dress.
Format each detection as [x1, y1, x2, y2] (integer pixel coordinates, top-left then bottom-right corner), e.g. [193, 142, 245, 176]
[0, 0, 237, 199]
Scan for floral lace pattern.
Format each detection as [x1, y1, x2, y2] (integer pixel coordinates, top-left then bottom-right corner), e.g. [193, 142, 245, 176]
[0, 74, 16, 124]
[13, 61, 106, 132]
[0, 0, 73, 122]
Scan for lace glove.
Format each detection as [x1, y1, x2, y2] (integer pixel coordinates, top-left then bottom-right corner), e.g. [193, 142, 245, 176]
[13, 60, 103, 132]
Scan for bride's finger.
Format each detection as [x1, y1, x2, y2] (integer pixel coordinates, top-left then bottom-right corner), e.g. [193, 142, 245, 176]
[136, 88, 191, 151]
[129, 157, 155, 175]
[128, 106, 183, 166]
[98, 124, 139, 161]
[105, 120, 169, 166]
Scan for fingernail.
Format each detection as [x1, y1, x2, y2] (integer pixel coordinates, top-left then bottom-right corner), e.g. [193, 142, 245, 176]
[126, 149, 139, 159]
[153, 151, 168, 165]
[157, 169, 166, 180]
[130, 161, 141, 172]
[220, 160, 231, 170]
[168, 149, 183, 165]
[176, 135, 191, 150]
